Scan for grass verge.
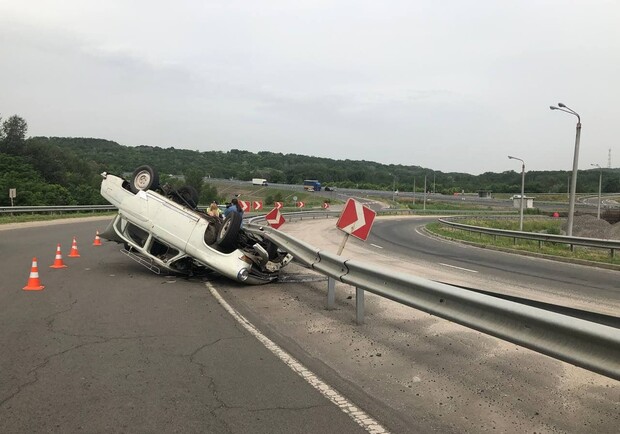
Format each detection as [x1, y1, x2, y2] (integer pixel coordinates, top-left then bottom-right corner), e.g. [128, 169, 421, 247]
[426, 219, 620, 267]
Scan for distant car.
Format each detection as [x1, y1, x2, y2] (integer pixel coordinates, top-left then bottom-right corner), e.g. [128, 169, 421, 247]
[324, 186, 336, 192]
[510, 195, 523, 199]
[99, 165, 292, 284]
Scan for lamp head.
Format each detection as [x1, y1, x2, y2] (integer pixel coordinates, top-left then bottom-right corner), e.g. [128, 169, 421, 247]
[549, 105, 558, 110]
[558, 102, 566, 108]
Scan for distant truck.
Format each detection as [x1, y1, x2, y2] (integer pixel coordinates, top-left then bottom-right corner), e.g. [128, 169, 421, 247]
[252, 178, 268, 186]
[303, 179, 321, 191]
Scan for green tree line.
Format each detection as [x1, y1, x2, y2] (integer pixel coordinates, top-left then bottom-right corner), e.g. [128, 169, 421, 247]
[1, 114, 619, 206]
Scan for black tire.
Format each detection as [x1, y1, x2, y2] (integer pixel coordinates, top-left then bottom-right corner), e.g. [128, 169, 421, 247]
[203, 216, 221, 245]
[265, 240, 279, 259]
[176, 185, 199, 209]
[217, 212, 242, 249]
[130, 165, 159, 193]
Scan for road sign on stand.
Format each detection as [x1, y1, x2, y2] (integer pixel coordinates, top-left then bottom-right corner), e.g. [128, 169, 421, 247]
[323, 202, 330, 209]
[265, 208, 285, 229]
[253, 201, 263, 211]
[274, 201, 283, 209]
[239, 200, 251, 212]
[336, 198, 376, 241]
[296, 201, 305, 208]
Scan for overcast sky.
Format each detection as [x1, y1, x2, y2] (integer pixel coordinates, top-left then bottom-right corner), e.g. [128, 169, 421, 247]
[1, 1, 619, 175]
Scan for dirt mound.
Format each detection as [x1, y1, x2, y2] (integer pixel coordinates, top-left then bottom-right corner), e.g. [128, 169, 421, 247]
[608, 222, 620, 240]
[563, 214, 620, 240]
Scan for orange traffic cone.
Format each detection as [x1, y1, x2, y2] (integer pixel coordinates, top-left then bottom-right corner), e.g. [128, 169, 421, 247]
[23, 257, 45, 291]
[68, 237, 80, 258]
[93, 230, 102, 246]
[50, 244, 68, 269]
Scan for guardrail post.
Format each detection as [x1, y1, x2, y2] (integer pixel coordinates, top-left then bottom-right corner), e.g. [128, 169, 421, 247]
[355, 287, 364, 324]
[611, 248, 615, 259]
[327, 277, 336, 310]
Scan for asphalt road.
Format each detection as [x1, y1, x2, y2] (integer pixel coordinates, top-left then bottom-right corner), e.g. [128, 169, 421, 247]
[233, 217, 619, 433]
[0, 218, 373, 434]
[367, 217, 620, 315]
[2, 216, 618, 433]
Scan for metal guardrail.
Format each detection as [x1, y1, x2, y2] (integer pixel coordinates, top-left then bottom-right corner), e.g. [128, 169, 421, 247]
[0, 204, 513, 216]
[3, 205, 618, 378]
[246, 213, 620, 381]
[273, 209, 513, 220]
[438, 217, 620, 257]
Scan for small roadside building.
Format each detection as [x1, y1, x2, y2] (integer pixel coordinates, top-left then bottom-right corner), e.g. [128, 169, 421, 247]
[512, 196, 535, 209]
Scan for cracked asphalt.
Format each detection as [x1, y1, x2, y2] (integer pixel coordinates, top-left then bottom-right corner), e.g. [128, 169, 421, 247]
[3, 216, 618, 434]
[223, 217, 619, 434]
[0, 218, 369, 433]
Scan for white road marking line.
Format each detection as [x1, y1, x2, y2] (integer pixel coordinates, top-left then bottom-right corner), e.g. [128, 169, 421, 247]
[439, 263, 479, 273]
[206, 282, 389, 434]
[370, 243, 383, 249]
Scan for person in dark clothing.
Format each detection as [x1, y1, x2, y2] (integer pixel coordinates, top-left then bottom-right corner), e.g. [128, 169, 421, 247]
[224, 198, 244, 219]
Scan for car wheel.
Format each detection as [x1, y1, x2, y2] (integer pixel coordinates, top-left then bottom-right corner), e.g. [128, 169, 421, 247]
[130, 165, 160, 193]
[176, 185, 199, 209]
[203, 216, 221, 245]
[217, 212, 242, 249]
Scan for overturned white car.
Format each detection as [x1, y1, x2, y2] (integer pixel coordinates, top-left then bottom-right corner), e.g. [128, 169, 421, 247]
[99, 166, 292, 284]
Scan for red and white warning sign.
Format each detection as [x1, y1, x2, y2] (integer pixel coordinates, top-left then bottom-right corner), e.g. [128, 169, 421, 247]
[336, 198, 376, 241]
[322, 202, 330, 209]
[296, 201, 305, 208]
[274, 202, 283, 209]
[265, 207, 285, 229]
[253, 201, 263, 211]
[239, 200, 251, 212]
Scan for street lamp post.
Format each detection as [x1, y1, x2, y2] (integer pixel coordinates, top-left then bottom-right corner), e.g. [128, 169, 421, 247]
[550, 102, 581, 236]
[508, 155, 525, 231]
[423, 175, 427, 211]
[392, 177, 396, 202]
[591, 163, 602, 219]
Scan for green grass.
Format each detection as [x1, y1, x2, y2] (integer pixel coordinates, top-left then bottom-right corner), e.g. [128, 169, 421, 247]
[427, 219, 620, 266]
[455, 217, 561, 233]
[408, 202, 495, 211]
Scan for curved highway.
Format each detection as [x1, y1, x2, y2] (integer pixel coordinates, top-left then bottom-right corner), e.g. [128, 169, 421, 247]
[367, 217, 619, 314]
[1, 217, 618, 433]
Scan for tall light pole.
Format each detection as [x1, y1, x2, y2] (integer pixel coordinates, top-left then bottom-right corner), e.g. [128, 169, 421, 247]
[591, 163, 602, 219]
[423, 175, 427, 211]
[550, 102, 581, 236]
[508, 155, 525, 231]
[392, 177, 396, 202]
